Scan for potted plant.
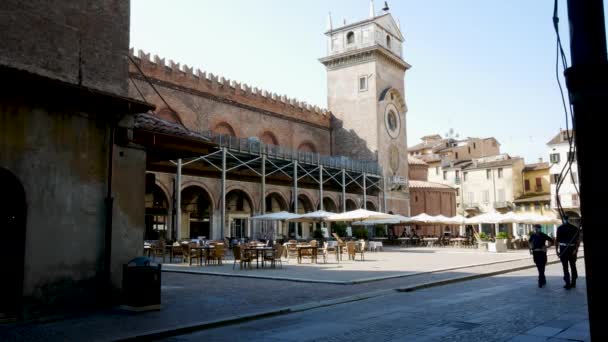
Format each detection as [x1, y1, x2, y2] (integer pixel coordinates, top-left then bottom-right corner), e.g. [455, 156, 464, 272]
[494, 232, 509, 252]
[477, 232, 490, 251]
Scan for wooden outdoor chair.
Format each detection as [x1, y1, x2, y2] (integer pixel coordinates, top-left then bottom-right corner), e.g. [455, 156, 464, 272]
[183, 243, 202, 266]
[264, 245, 283, 269]
[285, 243, 298, 262]
[151, 239, 166, 262]
[346, 241, 356, 261]
[355, 240, 366, 261]
[233, 245, 252, 270]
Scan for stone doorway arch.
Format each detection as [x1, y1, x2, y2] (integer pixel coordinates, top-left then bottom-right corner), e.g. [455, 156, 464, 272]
[145, 183, 169, 240]
[181, 186, 213, 240]
[0, 168, 27, 318]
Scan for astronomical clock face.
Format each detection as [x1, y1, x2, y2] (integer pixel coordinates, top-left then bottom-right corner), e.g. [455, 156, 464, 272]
[384, 104, 401, 139]
[389, 144, 400, 173]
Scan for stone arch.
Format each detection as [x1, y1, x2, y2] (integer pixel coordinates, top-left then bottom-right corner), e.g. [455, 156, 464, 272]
[259, 131, 279, 146]
[181, 185, 213, 240]
[345, 198, 358, 211]
[346, 31, 355, 44]
[0, 168, 27, 316]
[366, 200, 377, 211]
[319, 196, 338, 212]
[223, 185, 257, 213]
[225, 188, 255, 239]
[181, 180, 216, 210]
[145, 183, 170, 240]
[265, 191, 289, 212]
[214, 121, 237, 137]
[297, 141, 317, 153]
[379, 87, 407, 113]
[296, 193, 315, 213]
[154, 178, 172, 206]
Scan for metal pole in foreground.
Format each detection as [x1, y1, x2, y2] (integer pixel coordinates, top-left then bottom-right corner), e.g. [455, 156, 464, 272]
[565, 1, 608, 340]
[176, 159, 182, 241]
[342, 169, 346, 212]
[221, 148, 227, 240]
[363, 173, 367, 209]
[293, 160, 298, 239]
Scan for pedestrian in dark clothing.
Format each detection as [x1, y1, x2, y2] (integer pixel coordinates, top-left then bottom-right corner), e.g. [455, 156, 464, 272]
[556, 215, 580, 289]
[529, 225, 553, 288]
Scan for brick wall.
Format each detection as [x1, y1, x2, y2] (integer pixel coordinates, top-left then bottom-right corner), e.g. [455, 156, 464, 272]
[0, 0, 130, 96]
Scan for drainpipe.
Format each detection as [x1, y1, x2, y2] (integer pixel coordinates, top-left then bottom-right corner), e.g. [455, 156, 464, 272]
[104, 125, 115, 293]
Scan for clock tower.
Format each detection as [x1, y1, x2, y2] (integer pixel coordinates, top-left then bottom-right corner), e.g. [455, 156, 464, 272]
[320, 2, 411, 214]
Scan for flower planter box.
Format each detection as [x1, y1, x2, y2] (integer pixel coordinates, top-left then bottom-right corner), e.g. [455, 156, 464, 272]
[488, 239, 508, 253]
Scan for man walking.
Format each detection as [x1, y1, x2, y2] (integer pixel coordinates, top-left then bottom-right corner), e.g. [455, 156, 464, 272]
[555, 215, 581, 289]
[529, 225, 553, 288]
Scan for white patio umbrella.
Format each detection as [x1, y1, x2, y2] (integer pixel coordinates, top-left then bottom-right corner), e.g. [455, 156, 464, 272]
[250, 211, 300, 221]
[498, 212, 523, 224]
[529, 213, 561, 225]
[465, 211, 505, 224]
[351, 215, 412, 226]
[325, 209, 397, 222]
[287, 210, 336, 222]
[446, 215, 466, 225]
[409, 213, 438, 223]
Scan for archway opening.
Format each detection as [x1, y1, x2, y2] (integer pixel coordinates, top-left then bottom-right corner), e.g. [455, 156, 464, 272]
[145, 183, 169, 241]
[345, 198, 358, 211]
[366, 201, 377, 211]
[320, 197, 338, 213]
[260, 192, 289, 240]
[293, 194, 314, 238]
[226, 189, 253, 239]
[181, 186, 212, 240]
[0, 168, 26, 317]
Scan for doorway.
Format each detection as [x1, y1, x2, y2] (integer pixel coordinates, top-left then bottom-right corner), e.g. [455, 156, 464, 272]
[0, 168, 27, 319]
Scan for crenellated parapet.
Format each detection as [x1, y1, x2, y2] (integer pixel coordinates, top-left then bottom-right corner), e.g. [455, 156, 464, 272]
[129, 48, 331, 127]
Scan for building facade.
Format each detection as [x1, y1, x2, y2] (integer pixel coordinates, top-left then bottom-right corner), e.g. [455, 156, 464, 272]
[548, 130, 581, 225]
[1, 0, 151, 318]
[130, 5, 410, 242]
[408, 156, 457, 236]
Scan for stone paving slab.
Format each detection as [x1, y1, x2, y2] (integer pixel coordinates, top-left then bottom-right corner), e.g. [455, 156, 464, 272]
[0, 249, 582, 342]
[163, 247, 537, 284]
[164, 261, 589, 342]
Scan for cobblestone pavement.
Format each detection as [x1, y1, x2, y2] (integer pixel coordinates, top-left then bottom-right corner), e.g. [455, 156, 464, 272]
[164, 260, 589, 342]
[0, 250, 581, 342]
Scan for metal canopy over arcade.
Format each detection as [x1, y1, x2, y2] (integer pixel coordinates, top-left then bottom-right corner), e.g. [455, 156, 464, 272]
[132, 122, 389, 239]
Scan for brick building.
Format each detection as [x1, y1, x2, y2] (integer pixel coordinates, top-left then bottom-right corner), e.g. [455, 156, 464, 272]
[408, 156, 457, 236]
[131, 5, 412, 241]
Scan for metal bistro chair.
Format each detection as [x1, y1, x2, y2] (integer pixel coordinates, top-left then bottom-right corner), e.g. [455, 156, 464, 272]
[264, 245, 283, 269]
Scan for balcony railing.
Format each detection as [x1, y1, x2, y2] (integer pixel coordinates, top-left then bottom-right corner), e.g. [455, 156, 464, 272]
[494, 201, 515, 209]
[387, 176, 408, 190]
[202, 131, 383, 175]
[454, 177, 461, 185]
[464, 203, 481, 211]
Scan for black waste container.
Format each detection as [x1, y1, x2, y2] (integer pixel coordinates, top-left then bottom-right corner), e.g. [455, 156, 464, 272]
[122, 257, 161, 311]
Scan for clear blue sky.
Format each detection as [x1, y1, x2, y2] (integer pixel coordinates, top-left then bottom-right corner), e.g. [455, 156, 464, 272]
[130, 0, 607, 163]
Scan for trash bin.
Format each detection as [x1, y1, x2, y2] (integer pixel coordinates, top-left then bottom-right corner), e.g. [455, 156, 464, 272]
[122, 257, 161, 311]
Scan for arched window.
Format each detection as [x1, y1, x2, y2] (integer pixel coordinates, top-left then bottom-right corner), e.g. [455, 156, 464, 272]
[297, 142, 317, 153]
[346, 31, 355, 44]
[386, 35, 391, 49]
[260, 131, 279, 146]
[214, 122, 236, 137]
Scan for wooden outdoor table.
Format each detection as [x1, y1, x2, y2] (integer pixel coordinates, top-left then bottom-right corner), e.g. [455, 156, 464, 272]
[423, 237, 439, 247]
[244, 247, 274, 268]
[296, 245, 318, 264]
